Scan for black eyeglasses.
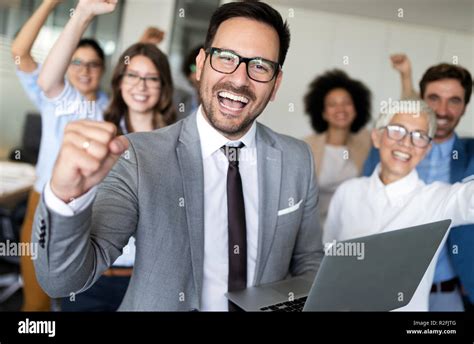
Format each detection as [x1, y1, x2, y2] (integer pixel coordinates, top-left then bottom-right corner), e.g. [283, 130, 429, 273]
[70, 59, 103, 71]
[122, 72, 161, 89]
[383, 124, 432, 148]
[206, 47, 280, 83]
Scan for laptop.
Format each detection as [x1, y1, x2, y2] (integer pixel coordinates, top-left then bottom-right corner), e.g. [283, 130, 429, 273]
[226, 219, 451, 311]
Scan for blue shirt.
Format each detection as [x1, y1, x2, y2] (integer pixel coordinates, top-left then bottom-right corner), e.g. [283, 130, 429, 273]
[17, 65, 136, 267]
[416, 135, 457, 283]
[16, 64, 109, 192]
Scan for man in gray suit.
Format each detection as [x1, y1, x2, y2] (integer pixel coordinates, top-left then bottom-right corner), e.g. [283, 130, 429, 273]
[33, 0, 324, 311]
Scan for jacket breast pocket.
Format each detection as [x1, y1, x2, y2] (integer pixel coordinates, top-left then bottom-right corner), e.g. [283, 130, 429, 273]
[276, 199, 303, 226]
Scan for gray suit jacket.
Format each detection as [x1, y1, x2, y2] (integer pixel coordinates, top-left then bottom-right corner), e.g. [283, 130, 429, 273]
[33, 113, 324, 311]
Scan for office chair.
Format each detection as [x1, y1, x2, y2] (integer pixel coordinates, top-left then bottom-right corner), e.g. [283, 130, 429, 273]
[8, 112, 41, 164]
[0, 202, 25, 304]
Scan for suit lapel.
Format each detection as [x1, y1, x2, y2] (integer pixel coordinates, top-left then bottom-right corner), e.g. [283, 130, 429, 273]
[176, 114, 205, 307]
[450, 135, 466, 183]
[253, 124, 282, 284]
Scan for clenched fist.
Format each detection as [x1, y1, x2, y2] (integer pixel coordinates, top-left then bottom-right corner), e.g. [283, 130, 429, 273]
[390, 54, 412, 76]
[76, 0, 118, 18]
[50, 120, 129, 203]
[139, 27, 165, 45]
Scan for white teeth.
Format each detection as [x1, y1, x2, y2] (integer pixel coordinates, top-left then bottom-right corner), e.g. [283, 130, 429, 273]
[335, 113, 347, 119]
[393, 150, 411, 161]
[437, 119, 448, 125]
[132, 95, 148, 102]
[218, 91, 249, 104]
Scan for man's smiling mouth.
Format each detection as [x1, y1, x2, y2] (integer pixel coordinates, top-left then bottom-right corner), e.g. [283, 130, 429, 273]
[218, 91, 249, 111]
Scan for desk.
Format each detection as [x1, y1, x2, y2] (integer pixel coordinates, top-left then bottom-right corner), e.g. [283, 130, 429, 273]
[0, 161, 34, 303]
[0, 161, 36, 209]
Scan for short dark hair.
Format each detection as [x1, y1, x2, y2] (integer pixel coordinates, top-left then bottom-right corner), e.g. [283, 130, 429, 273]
[204, 0, 290, 66]
[182, 45, 203, 78]
[304, 69, 372, 133]
[77, 38, 105, 65]
[419, 63, 472, 105]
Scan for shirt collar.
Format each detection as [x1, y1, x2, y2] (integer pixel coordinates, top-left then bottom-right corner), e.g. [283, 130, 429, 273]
[196, 105, 257, 159]
[97, 90, 109, 107]
[427, 134, 456, 159]
[370, 163, 421, 204]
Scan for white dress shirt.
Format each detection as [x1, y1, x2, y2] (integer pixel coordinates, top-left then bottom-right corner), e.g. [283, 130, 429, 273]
[44, 106, 259, 310]
[324, 164, 474, 311]
[196, 107, 259, 311]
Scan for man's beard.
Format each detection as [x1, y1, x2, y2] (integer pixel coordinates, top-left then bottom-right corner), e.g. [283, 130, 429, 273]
[199, 78, 275, 137]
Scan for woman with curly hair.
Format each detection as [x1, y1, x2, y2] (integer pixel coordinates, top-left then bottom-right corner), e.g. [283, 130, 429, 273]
[304, 69, 372, 226]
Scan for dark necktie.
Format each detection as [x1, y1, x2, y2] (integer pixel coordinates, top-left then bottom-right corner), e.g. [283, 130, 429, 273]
[221, 143, 247, 310]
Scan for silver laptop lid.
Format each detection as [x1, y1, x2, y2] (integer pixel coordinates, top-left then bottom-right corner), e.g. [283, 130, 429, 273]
[303, 219, 451, 311]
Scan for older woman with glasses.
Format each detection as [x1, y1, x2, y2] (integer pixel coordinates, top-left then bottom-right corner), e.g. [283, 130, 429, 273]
[324, 99, 473, 311]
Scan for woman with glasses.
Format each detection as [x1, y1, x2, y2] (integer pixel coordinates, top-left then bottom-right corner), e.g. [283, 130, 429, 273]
[303, 70, 372, 227]
[323, 99, 474, 311]
[60, 42, 176, 312]
[104, 43, 176, 135]
[43, 1, 175, 311]
[11, 0, 108, 311]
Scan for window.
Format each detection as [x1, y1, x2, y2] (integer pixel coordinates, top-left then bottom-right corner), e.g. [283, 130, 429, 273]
[168, 0, 219, 91]
[0, 0, 124, 73]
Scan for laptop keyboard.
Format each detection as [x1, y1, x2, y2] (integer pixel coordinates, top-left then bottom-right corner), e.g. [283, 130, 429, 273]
[259, 296, 307, 312]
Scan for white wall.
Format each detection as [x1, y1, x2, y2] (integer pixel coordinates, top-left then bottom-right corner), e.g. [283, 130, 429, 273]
[0, 4, 61, 158]
[258, 4, 474, 140]
[117, 0, 175, 56]
[2, 1, 473, 157]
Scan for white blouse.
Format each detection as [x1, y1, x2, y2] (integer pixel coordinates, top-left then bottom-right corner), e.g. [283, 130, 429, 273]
[324, 164, 474, 311]
[318, 144, 358, 227]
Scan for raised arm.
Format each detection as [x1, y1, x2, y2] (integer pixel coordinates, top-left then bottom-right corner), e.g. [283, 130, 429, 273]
[33, 120, 133, 296]
[390, 54, 419, 99]
[11, 0, 60, 73]
[437, 180, 474, 228]
[37, 0, 117, 98]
